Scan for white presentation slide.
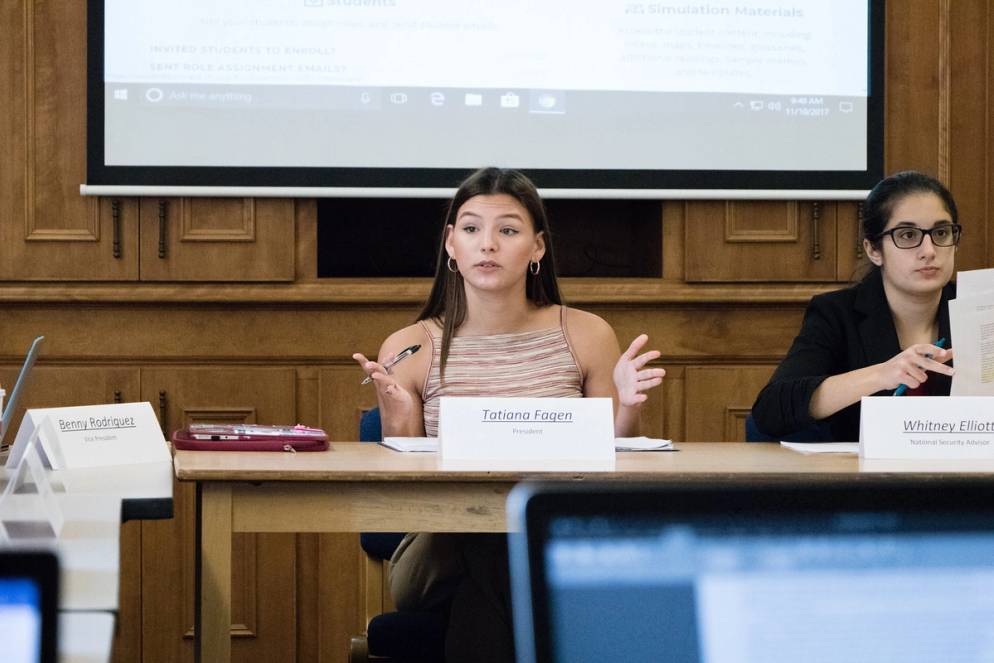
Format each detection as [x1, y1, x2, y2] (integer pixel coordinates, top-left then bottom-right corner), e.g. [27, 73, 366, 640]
[107, 0, 866, 95]
[99, 0, 873, 175]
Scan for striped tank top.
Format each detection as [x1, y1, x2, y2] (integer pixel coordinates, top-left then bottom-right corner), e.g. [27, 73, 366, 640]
[420, 306, 584, 437]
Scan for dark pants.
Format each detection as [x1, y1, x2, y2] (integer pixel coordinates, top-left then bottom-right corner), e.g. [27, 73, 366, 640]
[390, 533, 514, 663]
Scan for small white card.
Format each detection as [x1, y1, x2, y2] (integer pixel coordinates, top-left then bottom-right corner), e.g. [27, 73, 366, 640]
[7, 403, 170, 470]
[859, 396, 994, 459]
[438, 397, 615, 470]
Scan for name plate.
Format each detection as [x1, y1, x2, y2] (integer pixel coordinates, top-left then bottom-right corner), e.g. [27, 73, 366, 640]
[438, 397, 615, 470]
[7, 402, 170, 470]
[860, 396, 994, 459]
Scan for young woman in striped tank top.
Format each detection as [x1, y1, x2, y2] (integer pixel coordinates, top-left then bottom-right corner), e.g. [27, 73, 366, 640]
[353, 167, 665, 662]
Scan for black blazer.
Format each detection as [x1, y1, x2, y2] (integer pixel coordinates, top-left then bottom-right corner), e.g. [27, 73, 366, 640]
[752, 269, 955, 442]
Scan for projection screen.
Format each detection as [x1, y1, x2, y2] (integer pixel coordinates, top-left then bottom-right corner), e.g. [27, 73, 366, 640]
[84, 0, 884, 198]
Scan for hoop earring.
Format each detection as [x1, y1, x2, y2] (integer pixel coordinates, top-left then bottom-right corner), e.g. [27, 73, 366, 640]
[529, 260, 541, 276]
[447, 257, 458, 273]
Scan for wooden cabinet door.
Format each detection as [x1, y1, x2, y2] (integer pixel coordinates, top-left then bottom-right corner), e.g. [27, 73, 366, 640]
[139, 198, 295, 282]
[0, 2, 139, 280]
[684, 201, 839, 282]
[683, 366, 776, 442]
[139, 368, 298, 663]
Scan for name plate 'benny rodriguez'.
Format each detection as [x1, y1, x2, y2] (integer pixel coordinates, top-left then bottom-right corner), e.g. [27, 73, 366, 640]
[7, 402, 171, 470]
[438, 397, 615, 470]
[860, 396, 994, 460]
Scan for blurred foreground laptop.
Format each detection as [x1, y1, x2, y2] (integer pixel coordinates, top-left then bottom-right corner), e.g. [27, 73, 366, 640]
[509, 480, 994, 663]
[0, 549, 58, 663]
[1, 336, 44, 449]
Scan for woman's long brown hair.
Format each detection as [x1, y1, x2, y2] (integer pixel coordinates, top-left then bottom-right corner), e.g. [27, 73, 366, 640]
[417, 167, 563, 377]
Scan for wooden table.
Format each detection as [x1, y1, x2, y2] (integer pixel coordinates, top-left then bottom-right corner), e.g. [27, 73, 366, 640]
[173, 441, 952, 663]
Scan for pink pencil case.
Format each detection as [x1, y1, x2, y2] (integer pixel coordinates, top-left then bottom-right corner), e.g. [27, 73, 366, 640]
[171, 423, 328, 452]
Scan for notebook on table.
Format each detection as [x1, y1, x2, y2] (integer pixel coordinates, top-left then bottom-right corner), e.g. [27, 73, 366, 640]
[1, 336, 44, 449]
[0, 549, 58, 663]
[509, 479, 994, 663]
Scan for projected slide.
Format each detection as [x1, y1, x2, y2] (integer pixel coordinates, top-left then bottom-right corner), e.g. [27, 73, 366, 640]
[101, 0, 871, 174]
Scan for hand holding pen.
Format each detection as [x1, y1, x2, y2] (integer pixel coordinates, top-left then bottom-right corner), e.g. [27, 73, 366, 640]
[888, 338, 954, 395]
[354, 344, 421, 385]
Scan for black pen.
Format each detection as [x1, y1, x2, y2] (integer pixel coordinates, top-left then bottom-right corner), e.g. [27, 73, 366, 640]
[360, 344, 421, 385]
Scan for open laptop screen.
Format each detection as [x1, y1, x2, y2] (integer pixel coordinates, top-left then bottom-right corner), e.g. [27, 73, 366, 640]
[510, 481, 994, 663]
[1, 336, 44, 447]
[0, 550, 58, 663]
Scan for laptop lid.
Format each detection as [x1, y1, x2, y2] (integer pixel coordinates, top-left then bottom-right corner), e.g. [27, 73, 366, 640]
[1, 336, 44, 447]
[0, 549, 59, 663]
[509, 480, 994, 663]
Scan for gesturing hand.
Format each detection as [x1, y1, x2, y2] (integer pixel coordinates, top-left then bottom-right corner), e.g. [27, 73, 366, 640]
[613, 334, 666, 406]
[877, 344, 954, 391]
[352, 352, 417, 412]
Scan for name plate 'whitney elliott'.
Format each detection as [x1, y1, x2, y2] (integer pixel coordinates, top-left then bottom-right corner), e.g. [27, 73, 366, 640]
[440, 397, 614, 470]
[860, 396, 994, 460]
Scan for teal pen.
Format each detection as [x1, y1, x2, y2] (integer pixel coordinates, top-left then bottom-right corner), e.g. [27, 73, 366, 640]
[893, 337, 947, 396]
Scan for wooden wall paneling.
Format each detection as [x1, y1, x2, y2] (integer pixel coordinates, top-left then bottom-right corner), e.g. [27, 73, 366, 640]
[683, 366, 776, 442]
[683, 201, 839, 282]
[885, 1, 944, 174]
[948, 1, 991, 273]
[661, 365, 685, 442]
[634, 371, 666, 440]
[835, 202, 868, 282]
[597, 306, 805, 365]
[318, 366, 379, 442]
[0, 1, 139, 281]
[115, 520, 143, 663]
[661, 200, 684, 281]
[139, 368, 298, 663]
[989, 0, 994, 270]
[295, 199, 320, 282]
[138, 198, 296, 282]
[0, 305, 418, 364]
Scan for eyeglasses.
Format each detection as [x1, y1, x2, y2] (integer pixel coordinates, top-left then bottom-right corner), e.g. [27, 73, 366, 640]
[876, 223, 962, 249]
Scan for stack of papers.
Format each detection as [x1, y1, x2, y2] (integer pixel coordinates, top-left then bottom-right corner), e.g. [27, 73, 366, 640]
[380, 437, 673, 453]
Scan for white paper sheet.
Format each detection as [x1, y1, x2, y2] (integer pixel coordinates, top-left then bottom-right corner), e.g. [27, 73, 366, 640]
[380, 436, 674, 452]
[957, 267, 994, 297]
[948, 269, 994, 396]
[780, 441, 859, 454]
[381, 437, 439, 452]
[614, 437, 673, 451]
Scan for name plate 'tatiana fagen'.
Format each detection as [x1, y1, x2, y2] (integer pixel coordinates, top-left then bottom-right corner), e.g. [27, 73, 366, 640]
[860, 396, 994, 460]
[438, 397, 615, 470]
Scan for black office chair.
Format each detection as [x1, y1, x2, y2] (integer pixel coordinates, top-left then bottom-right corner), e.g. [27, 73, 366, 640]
[745, 412, 834, 442]
[350, 408, 448, 663]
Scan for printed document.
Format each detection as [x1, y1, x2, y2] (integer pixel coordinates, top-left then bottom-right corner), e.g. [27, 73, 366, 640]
[950, 268, 994, 396]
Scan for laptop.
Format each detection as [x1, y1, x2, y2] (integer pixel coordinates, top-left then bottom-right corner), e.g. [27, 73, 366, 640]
[0, 549, 58, 663]
[1, 336, 44, 448]
[509, 480, 994, 663]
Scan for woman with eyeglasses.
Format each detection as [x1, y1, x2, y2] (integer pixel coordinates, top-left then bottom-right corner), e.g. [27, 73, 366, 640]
[752, 171, 960, 441]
